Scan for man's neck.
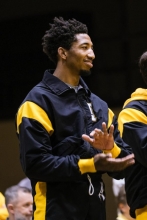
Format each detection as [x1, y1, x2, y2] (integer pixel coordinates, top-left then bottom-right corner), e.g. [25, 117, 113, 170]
[53, 64, 80, 86]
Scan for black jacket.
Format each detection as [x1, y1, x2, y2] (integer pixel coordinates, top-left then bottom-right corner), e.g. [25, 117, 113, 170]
[118, 88, 147, 218]
[16, 70, 132, 220]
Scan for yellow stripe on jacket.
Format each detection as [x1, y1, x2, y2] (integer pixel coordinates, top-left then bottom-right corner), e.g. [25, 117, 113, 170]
[16, 101, 54, 135]
[34, 182, 47, 220]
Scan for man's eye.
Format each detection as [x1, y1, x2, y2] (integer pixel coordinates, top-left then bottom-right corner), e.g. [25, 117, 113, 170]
[82, 46, 88, 49]
[24, 203, 30, 207]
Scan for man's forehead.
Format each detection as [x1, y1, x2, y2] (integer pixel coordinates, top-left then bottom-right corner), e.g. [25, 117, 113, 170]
[74, 33, 93, 45]
[15, 192, 33, 207]
[17, 190, 31, 199]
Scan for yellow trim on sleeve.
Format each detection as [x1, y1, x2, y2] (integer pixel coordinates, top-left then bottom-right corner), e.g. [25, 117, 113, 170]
[118, 108, 147, 137]
[135, 205, 147, 220]
[108, 108, 114, 128]
[78, 158, 96, 174]
[103, 143, 121, 158]
[16, 101, 54, 135]
[34, 182, 47, 220]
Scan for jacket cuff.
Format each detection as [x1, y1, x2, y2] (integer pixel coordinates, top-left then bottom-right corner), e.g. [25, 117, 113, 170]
[103, 142, 121, 158]
[78, 158, 96, 174]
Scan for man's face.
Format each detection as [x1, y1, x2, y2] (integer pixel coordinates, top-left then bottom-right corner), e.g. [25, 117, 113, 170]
[13, 191, 33, 220]
[66, 33, 95, 76]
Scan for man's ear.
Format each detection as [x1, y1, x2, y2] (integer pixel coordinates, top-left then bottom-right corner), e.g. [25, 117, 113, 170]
[58, 47, 67, 60]
[7, 204, 14, 214]
[118, 203, 126, 214]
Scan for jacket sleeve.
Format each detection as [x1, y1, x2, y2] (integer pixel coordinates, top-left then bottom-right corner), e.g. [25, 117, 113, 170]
[104, 108, 133, 158]
[105, 109, 133, 179]
[118, 107, 147, 168]
[16, 101, 96, 182]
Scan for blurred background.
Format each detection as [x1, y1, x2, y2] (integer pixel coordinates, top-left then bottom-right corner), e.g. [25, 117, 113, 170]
[1, 0, 147, 219]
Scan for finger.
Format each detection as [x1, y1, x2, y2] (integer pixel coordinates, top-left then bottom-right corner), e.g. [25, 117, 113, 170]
[90, 129, 102, 138]
[125, 153, 135, 160]
[107, 156, 135, 170]
[120, 153, 135, 162]
[82, 134, 91, 141]
[109, 124, 114, 136]
[90, 130, 97, 137]
[95, 129, 103, 137]
[82, 134, 94, 145]
[121, 154, 135, 167]
[98, 130, 103, 136]
[102, 122, 107, 135]
[126, 158, 135, 166]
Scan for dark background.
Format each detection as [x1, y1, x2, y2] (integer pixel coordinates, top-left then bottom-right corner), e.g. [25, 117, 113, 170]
[1, 0, 147, 119]
[1, 1, 147, 219]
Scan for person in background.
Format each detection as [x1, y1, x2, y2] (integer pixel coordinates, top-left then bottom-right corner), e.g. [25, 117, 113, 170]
[5, 185, 33, 220]
[15, 17, 134, 220]
[116, 186, 135, 220]
[0, 192, 9, 220]
[118, 51, 147, 220]
[112, 178, 125, 198]
[112, 178, 125, 217]
[18, 177, 32, 192]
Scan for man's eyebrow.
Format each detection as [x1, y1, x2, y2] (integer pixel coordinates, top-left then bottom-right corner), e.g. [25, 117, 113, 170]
[81, 42, 89, 45]
[81, 42, 94, 47]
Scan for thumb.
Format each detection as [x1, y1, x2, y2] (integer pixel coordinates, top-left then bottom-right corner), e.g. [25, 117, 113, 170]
[82, 134, 90, 142]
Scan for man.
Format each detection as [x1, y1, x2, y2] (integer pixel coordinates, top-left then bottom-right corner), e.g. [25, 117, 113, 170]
[116, 186, 135, 220]
[5, 185, 33, 220]
[15, 17, 134, 220]
[117, 51, 147, 220]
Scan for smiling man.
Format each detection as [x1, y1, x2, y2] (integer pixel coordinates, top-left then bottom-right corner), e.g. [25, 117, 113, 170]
[15, 17, 134, 220]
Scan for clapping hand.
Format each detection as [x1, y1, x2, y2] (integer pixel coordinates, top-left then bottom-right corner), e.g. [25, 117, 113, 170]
[82, 122, 114, 151]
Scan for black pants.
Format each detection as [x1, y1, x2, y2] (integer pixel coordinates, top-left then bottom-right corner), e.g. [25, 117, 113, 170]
[42, 180, 106, 220]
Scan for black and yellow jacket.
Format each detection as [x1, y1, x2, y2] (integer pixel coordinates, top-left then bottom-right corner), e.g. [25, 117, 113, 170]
[16, 70, 132, 220]
[118, 88, 147, 218]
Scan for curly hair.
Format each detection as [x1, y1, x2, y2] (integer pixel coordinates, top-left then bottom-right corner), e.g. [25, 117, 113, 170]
[139, 51, 147, 85]
[42, 17, 88, 64]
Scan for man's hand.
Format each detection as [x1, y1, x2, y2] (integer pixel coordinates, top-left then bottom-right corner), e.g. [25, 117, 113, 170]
[94, 153, 135, 172]
[82, 122, 114, 150]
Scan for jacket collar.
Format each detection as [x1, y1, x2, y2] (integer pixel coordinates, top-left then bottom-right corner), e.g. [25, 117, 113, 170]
[42, 69, 91, 96]
[123, 88, 147, 107]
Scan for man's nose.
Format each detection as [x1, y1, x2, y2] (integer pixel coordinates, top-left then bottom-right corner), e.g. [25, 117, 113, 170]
[87, 49, 95, 60]
[29, 204, 33, 213]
